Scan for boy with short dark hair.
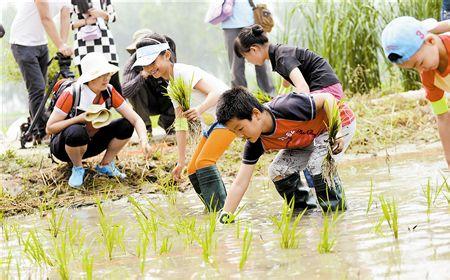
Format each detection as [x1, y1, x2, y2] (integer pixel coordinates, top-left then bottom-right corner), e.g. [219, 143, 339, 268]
[216, 87, 356, 222]
[382, 16, 450, 171]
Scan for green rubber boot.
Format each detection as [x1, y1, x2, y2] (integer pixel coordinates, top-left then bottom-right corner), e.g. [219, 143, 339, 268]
[273, 172, 317, 210]
[196, 165, 227, 212]
[312, 173, 347, 211]
[188, 172, 208, 209]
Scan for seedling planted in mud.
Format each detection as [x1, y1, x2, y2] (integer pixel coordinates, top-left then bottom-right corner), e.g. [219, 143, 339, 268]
[159, 236, 172, 255]
[47, 207, 65, 238]
[379, 195, 399, 239]
[239, 224, 253, 270]
[422, 179, 445, 217]
[137, 231, 150, 273]
[24, 229, 53, 266]
[197, 212, 217, 264]
[271, 199, 306, 249]
[52, 234, 71, 280]
[174, 216, 197, 247]
[82, 249, 93, 280]
[317, 209, 342, 254]
[96, 201, 125, 260]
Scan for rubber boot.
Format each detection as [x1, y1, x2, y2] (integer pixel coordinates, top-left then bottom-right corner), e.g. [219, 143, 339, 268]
[196, 165, 227, 212]
[312, 173, 347, 211]
[188, 172, 208, 209]
[273, 172, 317, 210]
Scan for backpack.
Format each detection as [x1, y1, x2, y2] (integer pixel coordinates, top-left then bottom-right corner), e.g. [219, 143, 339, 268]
[205, 0, 234, 25]
[248, 0, 274, 33]
[48, 79, 112, 120]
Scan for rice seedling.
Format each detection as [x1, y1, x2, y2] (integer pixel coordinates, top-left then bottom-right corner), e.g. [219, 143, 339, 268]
[239, 223, 253, 270]
[317, 209, 342, 254]
[166, 75, 192, 111]
[253, 88, 272, 104]
[174, 216, 197, 247]
[0, 249, 13, 279]
[159, 236, 172, 255]
[197, 212, 218, 264]
[422, 179, 445, 217]
[65, 219, 85, 257]
[82, 249, 93, 280]
[136, 231, 149, 273]
[47, 207, 65, 238]
[236, 219, 241, 239]
[322, 99, 341, 189]
[379, 195, 399, 239]
[271, 199, 306, 249]
[96, 200, 125, 260]
[23, 229, 53, 266]
[52, 234, 71, 280]
[366, 179, 374, 214]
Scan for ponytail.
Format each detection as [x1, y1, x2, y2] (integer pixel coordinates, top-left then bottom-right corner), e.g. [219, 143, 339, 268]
[234, 24, 269, 58]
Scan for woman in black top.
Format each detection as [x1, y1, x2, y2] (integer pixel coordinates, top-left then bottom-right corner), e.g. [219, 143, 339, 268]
[234, 24, 344, 100]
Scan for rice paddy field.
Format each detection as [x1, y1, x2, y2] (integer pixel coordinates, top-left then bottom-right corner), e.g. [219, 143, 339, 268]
[0, 147, 449, 279]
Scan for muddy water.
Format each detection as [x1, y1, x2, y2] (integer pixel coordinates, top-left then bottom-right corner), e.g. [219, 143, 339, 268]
[1, 152, 449, 279]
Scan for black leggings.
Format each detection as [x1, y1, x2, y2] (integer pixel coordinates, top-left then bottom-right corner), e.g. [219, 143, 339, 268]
[77, 62, 123, 94]
[50, 118, 134, 162]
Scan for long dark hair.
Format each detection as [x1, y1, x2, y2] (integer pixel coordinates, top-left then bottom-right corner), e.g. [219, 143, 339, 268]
[234, 24, 269, 58]
[136, 33, 176, 63]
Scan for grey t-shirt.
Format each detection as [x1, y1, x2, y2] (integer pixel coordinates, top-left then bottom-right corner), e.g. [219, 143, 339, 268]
[268, 44, 340, 92]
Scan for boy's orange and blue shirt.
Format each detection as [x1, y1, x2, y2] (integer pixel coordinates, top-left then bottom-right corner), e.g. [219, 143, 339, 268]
[420, 35, 450, 115]
[242, 93, 355, 165]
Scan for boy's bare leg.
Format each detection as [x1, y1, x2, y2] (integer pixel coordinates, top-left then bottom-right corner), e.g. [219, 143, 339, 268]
[437, 111, 450, 169]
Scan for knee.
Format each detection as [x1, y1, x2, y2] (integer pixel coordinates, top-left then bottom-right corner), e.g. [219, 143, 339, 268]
[64, 124, 89, 147]
[268, 163, 285, 182]
[195, 157, 215, 171]
[115, 119, 134, 140]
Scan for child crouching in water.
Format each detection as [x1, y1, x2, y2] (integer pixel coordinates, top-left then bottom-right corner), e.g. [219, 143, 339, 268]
[132, 34, 235, 211]
[215, 87, 356, 223]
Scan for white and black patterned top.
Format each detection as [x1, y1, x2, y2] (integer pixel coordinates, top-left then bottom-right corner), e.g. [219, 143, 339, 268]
[71, 0, 118, 66]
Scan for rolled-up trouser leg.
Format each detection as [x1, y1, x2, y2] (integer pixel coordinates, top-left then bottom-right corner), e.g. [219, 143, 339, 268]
[196, 165, 227, 212]
[273, 172, 317, 210]
[312, 173, 346, 211]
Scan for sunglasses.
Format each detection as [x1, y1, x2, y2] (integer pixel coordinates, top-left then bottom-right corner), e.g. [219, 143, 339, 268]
[387, 53, 404, 64]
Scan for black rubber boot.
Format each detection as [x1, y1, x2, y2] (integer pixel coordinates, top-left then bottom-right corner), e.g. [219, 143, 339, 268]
[273, 172, 317, 210]
[188, 172, 208, 208]
[312, 173, 347, 211]
[196, 165, 227, 212]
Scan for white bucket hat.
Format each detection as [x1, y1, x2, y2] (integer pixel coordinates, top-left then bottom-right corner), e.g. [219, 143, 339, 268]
[78, 52, 119, 84]
[85, 104, 113, 129]
[132, 42, 170, 68]
[126, 28, 154, 52]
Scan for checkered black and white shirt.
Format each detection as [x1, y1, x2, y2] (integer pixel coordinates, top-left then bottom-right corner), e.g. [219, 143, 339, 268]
[71, 0, 118, 66]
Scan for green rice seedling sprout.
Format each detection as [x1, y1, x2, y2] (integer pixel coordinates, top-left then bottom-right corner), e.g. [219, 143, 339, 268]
[24, 229, 53, 266]
[366, 179, 374, 214]
[174, 216, 197, 247]
[82, 249, 93, 280]
[47, 207, 65, 238]
[96, 200, 125, 260]
[65, 219, 85, 257]
[166, 75, 192, 111]
[239, 223, 253, 270]
[253, 88, 272, 103]
[379, 195, 399, 239]
[271, 199, 306, 249]
[373, 217, 385, 236]
[317, 208, 342, 253]
[159, 236, 172, 255]
[136, 231, 149, 273]
[322, 99, 342, 189]
[422, 179, 445, 217]
[197, 212, 218, 264]
[236, 219, 241, 239]
[52, 234, 71, 280]
[0, 249, 13, 279]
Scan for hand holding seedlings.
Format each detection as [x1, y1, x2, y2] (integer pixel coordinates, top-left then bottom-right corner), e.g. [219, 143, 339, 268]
[183, 106, 202, 122]
[332, 131, 344, 154]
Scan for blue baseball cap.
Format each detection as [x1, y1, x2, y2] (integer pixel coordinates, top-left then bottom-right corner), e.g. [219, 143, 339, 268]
[382, 16, 438, 64]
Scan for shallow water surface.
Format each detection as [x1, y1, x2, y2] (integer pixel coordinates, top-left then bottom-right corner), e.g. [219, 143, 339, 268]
[1, 152, 449, 279]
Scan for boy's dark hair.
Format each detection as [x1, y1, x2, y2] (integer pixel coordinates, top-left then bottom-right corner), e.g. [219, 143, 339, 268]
[136, 33, 175, 61]
[234, 24, 269, 58]
[216, 86, 265, 124]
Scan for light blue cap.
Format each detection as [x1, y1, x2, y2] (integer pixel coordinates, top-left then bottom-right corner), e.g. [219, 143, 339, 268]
[382, 16, 438, 64]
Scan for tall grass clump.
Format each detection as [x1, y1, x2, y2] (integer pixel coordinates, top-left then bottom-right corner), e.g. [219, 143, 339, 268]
[379, 195, 399, 239]
[298, 0, 381, 94]
[239, 223, 253, 270]
[317, 209, 342, 253]
[271, 199, 306, 249]
[322, 99, 341, 188]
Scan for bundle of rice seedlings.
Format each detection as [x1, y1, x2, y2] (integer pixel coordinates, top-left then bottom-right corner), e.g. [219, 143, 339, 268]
[322, 99, 341, 189]
[253, 88, 272, 104]
[166, 76, 192, 111]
